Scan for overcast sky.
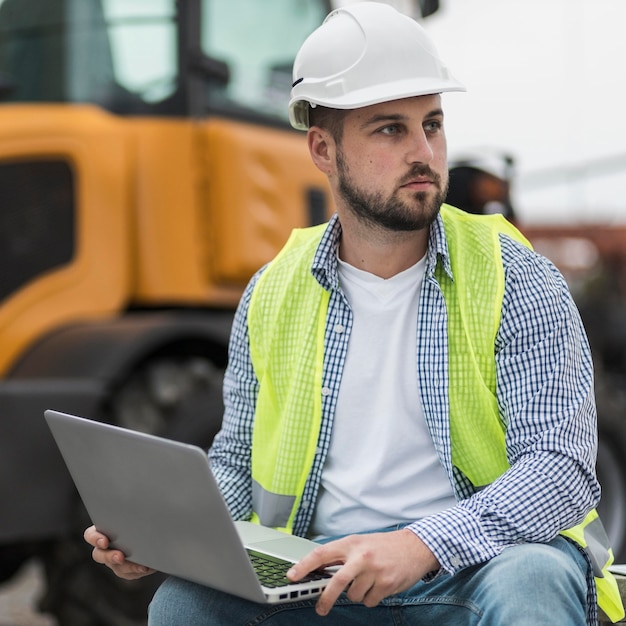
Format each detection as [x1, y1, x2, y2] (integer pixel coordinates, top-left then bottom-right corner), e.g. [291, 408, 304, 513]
[423, 0, 626, 225]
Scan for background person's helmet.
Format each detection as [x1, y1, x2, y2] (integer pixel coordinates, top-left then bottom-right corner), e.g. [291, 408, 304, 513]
[289, 1, 465, 130]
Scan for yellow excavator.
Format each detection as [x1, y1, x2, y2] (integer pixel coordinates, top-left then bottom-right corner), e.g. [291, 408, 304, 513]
[0, 0, 335, 622]
[0, 1, 436, 622]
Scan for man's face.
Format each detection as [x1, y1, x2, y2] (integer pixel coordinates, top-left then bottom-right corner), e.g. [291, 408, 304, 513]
[333, 95, 448, 232]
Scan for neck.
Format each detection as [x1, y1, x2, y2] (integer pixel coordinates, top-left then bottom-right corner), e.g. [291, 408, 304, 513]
[337, 212, 429, 279]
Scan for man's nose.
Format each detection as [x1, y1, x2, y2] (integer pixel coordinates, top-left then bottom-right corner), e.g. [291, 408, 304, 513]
[406, 129, 434, 164]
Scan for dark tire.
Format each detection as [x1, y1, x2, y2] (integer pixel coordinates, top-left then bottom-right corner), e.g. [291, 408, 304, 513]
[39, 351, 226, 625]
[39, 528, 166, 626]
[0, 543, 39, 583]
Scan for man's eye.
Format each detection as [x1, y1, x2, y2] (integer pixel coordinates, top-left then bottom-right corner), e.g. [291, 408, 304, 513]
[425, 120, 443, 133]
[379, 125, 400, 135]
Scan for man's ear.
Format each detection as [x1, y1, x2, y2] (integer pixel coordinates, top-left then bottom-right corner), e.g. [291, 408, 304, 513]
[307, 127, 335, 176]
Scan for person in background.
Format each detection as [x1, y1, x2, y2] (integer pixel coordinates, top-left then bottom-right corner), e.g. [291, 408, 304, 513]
[85, 3, 623, 624]
[446, 152, 517, 222]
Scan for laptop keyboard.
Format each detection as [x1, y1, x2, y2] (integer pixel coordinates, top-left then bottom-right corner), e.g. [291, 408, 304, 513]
[246, 549, 332, 588]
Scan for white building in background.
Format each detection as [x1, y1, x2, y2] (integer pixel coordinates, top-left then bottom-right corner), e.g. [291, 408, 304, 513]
[334, 0, 626, 225]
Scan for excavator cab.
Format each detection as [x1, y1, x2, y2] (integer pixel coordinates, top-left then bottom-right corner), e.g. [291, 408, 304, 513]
[0, 0, 326, 119]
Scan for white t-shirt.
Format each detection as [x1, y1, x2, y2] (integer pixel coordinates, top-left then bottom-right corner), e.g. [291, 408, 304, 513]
[310, 256, 456, 538]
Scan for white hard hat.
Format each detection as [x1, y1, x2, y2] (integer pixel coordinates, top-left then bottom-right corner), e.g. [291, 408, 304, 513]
[289, 1, 465, 131]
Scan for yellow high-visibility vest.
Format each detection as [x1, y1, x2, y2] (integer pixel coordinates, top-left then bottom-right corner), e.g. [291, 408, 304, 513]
[247, 204, 624, 622]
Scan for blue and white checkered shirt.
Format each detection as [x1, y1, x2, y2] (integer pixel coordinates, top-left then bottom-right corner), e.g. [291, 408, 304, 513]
[209, 212, 599, 621]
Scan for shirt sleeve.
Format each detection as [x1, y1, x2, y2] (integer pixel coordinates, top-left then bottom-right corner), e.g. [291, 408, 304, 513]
[408, 235, 600, 575]
[208, 273, 261, 521]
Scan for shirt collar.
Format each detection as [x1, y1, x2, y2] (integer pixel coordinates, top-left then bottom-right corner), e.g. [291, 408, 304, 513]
[311, 214, 342, 291]
[310, 211, 454, 289]
[427, 212, 453, 280]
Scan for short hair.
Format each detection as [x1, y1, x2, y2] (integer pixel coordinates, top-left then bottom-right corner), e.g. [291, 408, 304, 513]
[307, 105, 347, 143]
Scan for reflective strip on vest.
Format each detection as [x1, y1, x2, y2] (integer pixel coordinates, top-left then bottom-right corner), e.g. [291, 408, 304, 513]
[251, 480, 296, 530]
[246, 206, 624, 621]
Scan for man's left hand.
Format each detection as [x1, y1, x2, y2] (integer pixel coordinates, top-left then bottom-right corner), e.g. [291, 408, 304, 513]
[287, 528, 439, 616]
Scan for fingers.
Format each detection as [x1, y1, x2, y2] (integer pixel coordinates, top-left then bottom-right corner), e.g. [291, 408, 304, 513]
[345, 572, 374, 604]
[288, 543, 349, 616]
[83, 525, 107, 548]
[287, 543, 335, 581]
[288, 539, 373, 616]
[315, 562, 356, 615]
[102, 552, 155, 580]
[83, 525, 155, 580]
[287, 530, 436, 616]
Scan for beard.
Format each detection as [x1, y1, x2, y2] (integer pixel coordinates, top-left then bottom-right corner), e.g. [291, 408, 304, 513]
[336, 148, 448, 232]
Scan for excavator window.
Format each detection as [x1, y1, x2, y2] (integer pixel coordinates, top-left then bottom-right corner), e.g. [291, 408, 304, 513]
[200, 0, 328, 124]
[0, 0, 329, 123]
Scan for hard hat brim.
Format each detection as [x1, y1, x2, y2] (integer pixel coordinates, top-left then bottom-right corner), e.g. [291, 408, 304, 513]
[289, 76, 466, 131]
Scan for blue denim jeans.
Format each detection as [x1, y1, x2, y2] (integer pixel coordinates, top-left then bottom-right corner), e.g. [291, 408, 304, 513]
[148, 535, 589, 625]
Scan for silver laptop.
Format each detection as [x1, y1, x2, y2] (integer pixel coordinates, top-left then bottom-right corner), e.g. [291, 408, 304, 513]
[44, 409, 333, 604]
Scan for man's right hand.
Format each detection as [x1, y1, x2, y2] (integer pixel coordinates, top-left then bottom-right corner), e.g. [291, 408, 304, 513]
[84, 525, 156, 580]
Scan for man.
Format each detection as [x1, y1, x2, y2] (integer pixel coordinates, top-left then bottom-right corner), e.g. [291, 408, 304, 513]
[85, 3, 622, 624]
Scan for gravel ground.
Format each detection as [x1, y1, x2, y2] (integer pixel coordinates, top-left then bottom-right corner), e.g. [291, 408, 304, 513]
[0, 560, 57, 626]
